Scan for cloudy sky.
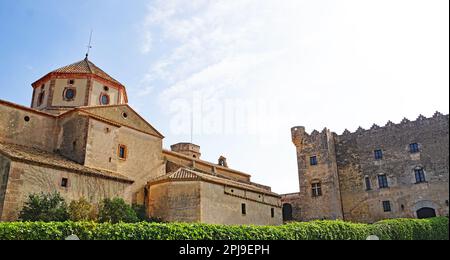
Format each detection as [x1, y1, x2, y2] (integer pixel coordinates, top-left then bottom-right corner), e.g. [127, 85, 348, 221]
[0, 0, 448, 193]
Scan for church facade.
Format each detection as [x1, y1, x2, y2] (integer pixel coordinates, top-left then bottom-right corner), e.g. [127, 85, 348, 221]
[0, 57, 282, 225]
[282, 114, 449, 223]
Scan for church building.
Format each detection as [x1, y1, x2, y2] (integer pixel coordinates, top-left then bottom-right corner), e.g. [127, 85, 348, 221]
[0, 57, 282, 225]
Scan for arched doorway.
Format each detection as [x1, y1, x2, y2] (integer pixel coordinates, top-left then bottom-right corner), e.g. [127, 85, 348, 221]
[282, 203, 293, 221]
[416, 207, 436, 219]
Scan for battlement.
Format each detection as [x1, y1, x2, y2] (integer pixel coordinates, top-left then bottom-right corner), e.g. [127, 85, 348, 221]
[291, 126, 335, 147]
[338, 111, 448, 138]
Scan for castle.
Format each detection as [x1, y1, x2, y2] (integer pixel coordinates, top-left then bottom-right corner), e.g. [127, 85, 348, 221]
[282, 114, 449, 223]
[0, 57, 282, 225]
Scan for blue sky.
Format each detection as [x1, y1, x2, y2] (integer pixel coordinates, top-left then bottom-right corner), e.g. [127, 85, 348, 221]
[1, 0, 449, 193]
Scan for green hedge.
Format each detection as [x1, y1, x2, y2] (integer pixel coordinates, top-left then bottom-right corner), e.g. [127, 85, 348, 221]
[0, 217, 447, 240]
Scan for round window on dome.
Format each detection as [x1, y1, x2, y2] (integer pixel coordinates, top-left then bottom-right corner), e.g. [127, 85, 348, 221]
[63, 88, 76, 101]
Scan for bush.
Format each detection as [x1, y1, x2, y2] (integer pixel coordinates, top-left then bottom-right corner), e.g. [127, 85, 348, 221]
[18, 192, 69, 222]
[98, 198, 139, 224]
[68, 198, 96, 222]
[0, 217, 447, 240]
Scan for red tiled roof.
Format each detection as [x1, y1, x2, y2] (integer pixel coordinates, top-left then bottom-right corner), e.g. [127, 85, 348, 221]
[149, 168, 280, 197]
[0, 142, 134, 183]
[51, 57, 123, 86]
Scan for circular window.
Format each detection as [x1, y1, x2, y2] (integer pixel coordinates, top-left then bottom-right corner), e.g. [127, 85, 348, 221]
[104, 86, 109, 91]
[24, 116, 30, 122]
[64, 88, 76, 100]
[100, 94, 110, 105]
[122, 112, 128, 119]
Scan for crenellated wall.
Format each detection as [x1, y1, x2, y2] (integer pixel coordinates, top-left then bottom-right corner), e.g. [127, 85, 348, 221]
[285, 112, 449, 223]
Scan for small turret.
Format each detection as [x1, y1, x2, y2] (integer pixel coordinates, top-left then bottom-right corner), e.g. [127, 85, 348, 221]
[170, 143, 201, 159]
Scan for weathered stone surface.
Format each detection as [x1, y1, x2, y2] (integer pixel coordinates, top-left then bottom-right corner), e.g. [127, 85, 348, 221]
[285, 114, 449, 223]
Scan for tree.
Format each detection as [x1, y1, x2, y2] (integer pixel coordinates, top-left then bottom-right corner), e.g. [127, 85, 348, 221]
[98, 198, 138, 223]
[68, 198, 96, 222]
[19, 192, 69, 222]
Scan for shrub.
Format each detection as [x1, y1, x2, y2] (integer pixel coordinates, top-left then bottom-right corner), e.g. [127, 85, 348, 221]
[68, 198, 96, 222]
[18, 192, 69, 222]
[0, 217, 447, 240]
[98, 198, 139, 224]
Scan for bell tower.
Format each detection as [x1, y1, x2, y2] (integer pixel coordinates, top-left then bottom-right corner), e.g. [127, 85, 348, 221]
[31, 57, 128, 115]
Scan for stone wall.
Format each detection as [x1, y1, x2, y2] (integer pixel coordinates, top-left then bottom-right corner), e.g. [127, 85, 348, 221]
[84, 118, 165, 204]
[286, 113, 449, 223]
[147, 181, 201, 223]
[0, 103, 57, 152]
[0, 160, 130, 221]
[200, 182, 282, 225]
[0, 155, 11, 218]
[336, 113, 449, 222]
[57, 112, 90, 164]
[290, 127, 343, 221]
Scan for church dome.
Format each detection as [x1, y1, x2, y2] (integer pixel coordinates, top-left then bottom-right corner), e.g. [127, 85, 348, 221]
[31, 57, 128, 112]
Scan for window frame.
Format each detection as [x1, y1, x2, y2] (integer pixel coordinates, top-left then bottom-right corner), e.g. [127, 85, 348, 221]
[382, 201, 392, 212]
[378, 174, 389, 189]
[61, 178, 69, 188]
[374, 149, 383, 160]
[414, 168, 426, 183]
[63, 87, 77, 101]
[310, 156, 318, 166]
[100, 93, 110, 105]
[311, 182, 322, 197]
[365, 176, 372, 191]
[241, 203, 247, 215]
[409, 143, 420, 154]
[118, 144, 128, 160]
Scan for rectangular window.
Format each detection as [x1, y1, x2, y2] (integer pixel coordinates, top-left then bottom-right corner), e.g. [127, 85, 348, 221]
[271, 208, 275, 218]
[312, 183, 322, 197]
[374, 149, 383, 160]
[241, 203, 247, 215]
[310, 156, 318, 166]
[378, 175, 389, 189]
[118, 145, 127, 160]
[410, 143, 420, 153]
[365, 177, 372, 191]
[61, 178, 68, 188]
[415, 168, 426, 183]
[382, 201, 392, 212]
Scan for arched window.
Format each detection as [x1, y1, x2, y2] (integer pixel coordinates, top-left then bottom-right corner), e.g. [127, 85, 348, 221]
[282, 203, 293, 221]
[414, 167, 426, 183]
[37, 91, 45, 106]
[100, 93, 110, 105]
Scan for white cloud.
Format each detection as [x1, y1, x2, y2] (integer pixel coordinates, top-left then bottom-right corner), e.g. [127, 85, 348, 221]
[139, 0, 449, 193]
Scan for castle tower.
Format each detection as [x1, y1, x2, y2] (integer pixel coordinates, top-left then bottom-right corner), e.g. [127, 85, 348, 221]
[291, 126, 344, 221]
[30, 56, 128, 114]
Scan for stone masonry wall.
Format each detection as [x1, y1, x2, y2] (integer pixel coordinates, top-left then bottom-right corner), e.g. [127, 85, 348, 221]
[0, 160, 129, 221]
[336, 113, 449, 223]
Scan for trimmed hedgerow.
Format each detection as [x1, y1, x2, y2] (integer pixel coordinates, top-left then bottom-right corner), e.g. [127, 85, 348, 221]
[0, 217, 447, 240]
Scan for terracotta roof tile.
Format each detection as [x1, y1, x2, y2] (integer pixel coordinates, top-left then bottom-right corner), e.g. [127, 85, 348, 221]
[52, 58, 122, 86]
[149, 168, 280, 197]
[0, 142, 133, 183]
